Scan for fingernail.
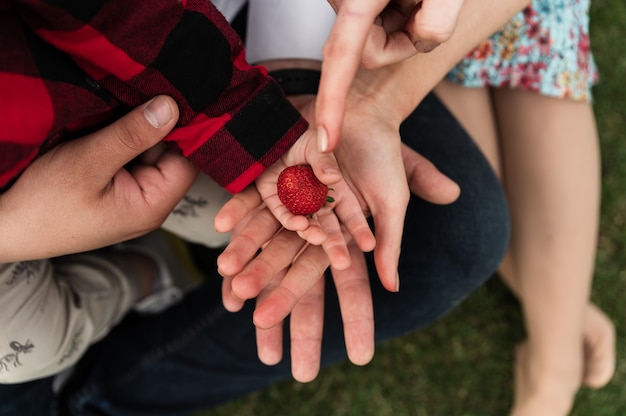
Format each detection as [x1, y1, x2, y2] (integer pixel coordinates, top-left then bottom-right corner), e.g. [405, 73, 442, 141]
[395, 271, 400, 292]
[144, 96, 173, 128]
[413, 40, 439, 53]
[317, 126, 329, 153]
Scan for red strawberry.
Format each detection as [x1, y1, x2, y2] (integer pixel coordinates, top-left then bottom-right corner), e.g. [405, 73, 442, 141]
[277, 165, 334, 215]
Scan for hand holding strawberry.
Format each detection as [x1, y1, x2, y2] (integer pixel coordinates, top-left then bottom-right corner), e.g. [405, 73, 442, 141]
[216, 127, 375, 272]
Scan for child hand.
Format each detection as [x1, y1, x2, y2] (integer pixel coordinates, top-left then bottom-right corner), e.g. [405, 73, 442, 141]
[252, 128, 375, 270]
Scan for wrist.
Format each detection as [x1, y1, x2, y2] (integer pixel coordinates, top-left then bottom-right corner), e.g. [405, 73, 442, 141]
[347, 66, 411, 127]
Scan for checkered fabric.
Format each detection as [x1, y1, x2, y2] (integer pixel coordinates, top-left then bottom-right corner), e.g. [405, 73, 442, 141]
[0, 0, 307, 193]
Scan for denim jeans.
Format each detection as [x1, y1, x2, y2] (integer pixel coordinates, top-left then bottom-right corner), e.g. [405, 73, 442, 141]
[0, 93, 509, 416]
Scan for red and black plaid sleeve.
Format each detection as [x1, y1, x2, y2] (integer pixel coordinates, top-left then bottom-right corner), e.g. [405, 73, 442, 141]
[1, 0, 307, 193]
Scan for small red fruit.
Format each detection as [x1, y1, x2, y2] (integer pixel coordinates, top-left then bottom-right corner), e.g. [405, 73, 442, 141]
[277, 165, 334, 215]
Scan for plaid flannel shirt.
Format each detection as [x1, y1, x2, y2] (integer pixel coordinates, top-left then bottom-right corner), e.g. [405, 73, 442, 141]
[0, 0, 307, 193]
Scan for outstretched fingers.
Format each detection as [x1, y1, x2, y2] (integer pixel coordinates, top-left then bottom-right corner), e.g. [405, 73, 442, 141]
[229, 228, 307, 302]
[331, 242, 375, 365]
[253, 243, 330, 330]
[216, 206, 280, 277]
[318, 0, 390, 152]
[255, 269, 289, 366]
[289, 277, 326, 382]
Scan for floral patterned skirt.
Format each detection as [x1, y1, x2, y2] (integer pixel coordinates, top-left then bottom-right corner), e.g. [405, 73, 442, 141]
[446, 0, 597, 102]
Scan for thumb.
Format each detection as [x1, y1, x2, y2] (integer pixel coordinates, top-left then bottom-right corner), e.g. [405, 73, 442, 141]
[410, 0, 463, 45]
[71, 95, 180, 182]
[402, 143, 460, 204]
[301, 130, 343, 186]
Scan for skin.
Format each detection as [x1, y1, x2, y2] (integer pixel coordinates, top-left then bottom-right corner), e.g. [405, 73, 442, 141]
[0, 99, 373, 274]
[0, 89, 374, 388]
[216, 0, 531, 381]
[317, 0, 465, 153]
[250, 130, 376, 271]
[434, 81, 615, 415]
[0, 0, 530, 387]
[0, 96, 198, 262]
[215, 141, 459, 382]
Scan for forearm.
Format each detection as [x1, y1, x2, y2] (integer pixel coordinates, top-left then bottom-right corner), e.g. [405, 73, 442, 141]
[259, 0, 530, 127]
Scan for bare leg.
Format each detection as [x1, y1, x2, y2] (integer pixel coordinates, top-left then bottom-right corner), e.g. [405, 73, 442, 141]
[436, 81, 615, 415]
[434, 81, 501, 175]
[494, 87, 610, 414]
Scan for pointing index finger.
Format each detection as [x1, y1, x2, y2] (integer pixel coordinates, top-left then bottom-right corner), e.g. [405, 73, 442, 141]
[316, 0, 388, 153]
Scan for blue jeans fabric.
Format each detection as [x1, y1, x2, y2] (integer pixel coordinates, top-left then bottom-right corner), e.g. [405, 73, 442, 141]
[0, 93, 509, 416]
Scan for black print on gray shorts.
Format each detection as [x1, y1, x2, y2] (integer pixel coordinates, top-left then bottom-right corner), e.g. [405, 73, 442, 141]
[172, 195, 208, 218]
[5, 261, 42, 286]
[0, 340, 34, 372]
[58, 327, 84, 366]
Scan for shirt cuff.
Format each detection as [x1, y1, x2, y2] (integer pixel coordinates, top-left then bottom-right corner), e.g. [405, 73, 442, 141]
[245, 0, 336, 64]
[166, 81, 308, 193]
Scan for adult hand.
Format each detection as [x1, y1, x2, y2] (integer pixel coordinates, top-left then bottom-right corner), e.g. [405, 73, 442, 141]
[214, 132, 459, 381]
[215, 187, 374, 382]
[253, 236, 375, 383]
[318, 0, 464, 152]
[299, 94, 460, 292]
[0, 96, 198, 262]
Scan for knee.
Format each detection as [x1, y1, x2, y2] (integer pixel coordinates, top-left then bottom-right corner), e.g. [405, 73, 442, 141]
[451, 175, 510, 280]
[433, 169, 510, 287]
[400, 168, 510, 298]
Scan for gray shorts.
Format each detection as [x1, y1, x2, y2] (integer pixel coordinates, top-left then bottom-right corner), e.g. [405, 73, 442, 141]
[0, 253, 140, 383]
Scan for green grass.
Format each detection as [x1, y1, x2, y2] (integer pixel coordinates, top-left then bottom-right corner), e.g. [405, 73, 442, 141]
[198, 2, 626, 414]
